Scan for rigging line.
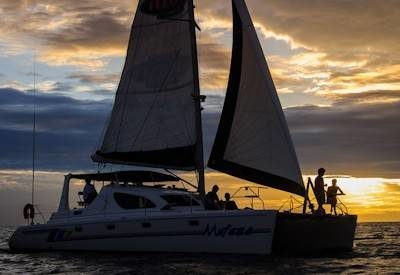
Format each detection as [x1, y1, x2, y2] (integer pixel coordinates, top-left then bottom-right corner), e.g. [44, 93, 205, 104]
[32, 47, 37, 206]
[165, 169, 197, 190]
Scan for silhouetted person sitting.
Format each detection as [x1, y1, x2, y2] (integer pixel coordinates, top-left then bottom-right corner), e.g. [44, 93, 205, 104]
[327, 179, 345, 215]
[83, 179, 97, 204]
[314, 168, 327, 215]
[204, 185, 221, 210]
[223, 193, 238, 210]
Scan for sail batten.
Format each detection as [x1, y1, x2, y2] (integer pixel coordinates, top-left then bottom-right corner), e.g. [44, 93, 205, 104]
[93, 0, 200, 170]
[208, 0, 305, 196]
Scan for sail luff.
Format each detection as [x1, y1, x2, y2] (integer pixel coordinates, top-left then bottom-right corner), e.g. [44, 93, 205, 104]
[208, 0, 243, 164]
[208, 0, 305, 196]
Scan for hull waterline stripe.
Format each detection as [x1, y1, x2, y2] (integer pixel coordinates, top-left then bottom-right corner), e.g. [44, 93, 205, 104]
[43, 228, 272, 242]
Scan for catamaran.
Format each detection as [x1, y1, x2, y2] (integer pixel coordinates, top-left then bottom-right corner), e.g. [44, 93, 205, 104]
[9, 0, 357, 254]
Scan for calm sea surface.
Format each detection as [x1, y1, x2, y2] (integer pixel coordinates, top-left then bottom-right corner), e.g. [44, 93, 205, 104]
[0, 223, 399, 274]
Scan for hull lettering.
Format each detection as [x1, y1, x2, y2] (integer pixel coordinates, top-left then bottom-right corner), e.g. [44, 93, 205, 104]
[202, 224, 254, 237]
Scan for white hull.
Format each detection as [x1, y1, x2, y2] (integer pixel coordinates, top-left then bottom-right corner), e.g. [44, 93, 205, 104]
[10, 210, 277, 255]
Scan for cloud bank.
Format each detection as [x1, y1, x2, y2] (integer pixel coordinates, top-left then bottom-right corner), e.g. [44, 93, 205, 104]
[0, 87, 398, 178]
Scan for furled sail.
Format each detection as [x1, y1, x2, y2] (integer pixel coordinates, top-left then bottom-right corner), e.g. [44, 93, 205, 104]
[208, 0, 305, 196]
[93, 0, 201, 170]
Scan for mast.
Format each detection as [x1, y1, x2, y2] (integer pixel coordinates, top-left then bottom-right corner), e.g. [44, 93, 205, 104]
[189, 0, 205, 196]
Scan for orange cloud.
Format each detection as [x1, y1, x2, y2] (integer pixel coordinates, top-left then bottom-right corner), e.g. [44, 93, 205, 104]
[2, 0, 399, 99]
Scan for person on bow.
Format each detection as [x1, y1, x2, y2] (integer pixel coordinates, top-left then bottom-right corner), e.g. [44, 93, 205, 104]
[314, 168, 327, 214]
[327, 179, 345, 215]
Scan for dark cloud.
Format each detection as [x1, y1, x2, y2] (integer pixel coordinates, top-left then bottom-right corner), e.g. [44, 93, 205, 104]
[1, 87, 399, 178]
[47, 82, 74, 92]
[202, 104, 222, 160]
[198, 36, 231, 90]
[0, 87, 221, 172]
[0, 88, 110, 171]
[197, 0, 400, 53]
[197, 1, 400, 95]
[0, 0, 136, 67]
[202, 91, 400, 178]
[41, 11, 130, 52]
[244, 0, 400, 54]
[329, 90, 400, 105]
[198, 37, 231, 71]
[287, 92, 400, 178]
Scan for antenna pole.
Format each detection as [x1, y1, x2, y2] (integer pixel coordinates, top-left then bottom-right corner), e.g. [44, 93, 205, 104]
[32, 49, 37, 206]
[189, 0, 205, 196]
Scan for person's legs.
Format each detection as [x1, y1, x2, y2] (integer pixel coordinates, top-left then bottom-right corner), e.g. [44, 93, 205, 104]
[333, 198, 338, 215]
[317, 194, 325, 215]
[317, 203, 324, 215]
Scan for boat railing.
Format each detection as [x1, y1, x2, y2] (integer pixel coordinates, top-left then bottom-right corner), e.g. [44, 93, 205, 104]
[278, 196, 304, 213]
[277, 194, 350, 215]
[231, 186, 269, 209]
[32, 204, 46, 224]
[335, 196, 349, 215]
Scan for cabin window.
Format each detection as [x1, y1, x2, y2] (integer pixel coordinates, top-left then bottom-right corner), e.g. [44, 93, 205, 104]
[113, 193, 156, 209]
[161, 195, 200, 207]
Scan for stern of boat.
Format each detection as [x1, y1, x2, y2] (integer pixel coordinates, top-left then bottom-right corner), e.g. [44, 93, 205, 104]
[272, 212, 357, 254]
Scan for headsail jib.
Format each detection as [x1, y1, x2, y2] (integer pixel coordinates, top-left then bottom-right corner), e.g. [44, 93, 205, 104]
[208, 0, 305, 196]
[93, 0, 202, 171]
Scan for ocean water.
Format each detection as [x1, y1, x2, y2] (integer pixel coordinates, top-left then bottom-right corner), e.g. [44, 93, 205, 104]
[0, 223, 399, 274]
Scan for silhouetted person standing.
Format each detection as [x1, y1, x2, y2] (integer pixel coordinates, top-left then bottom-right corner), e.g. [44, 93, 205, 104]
[314, 168, 326, 214]
[83, 179, 97, 204]
[223, 193, 238, 210]
[204, 185, 221, 210]
[327, 179, 345, 215]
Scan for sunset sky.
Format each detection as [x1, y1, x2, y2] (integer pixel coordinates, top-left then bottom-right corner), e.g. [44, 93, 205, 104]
[0, 0, 399, 224]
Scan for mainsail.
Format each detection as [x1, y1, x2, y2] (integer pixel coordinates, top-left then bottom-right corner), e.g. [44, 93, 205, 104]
[208, 0, 305, 196]
[93, 0, 203, 172]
